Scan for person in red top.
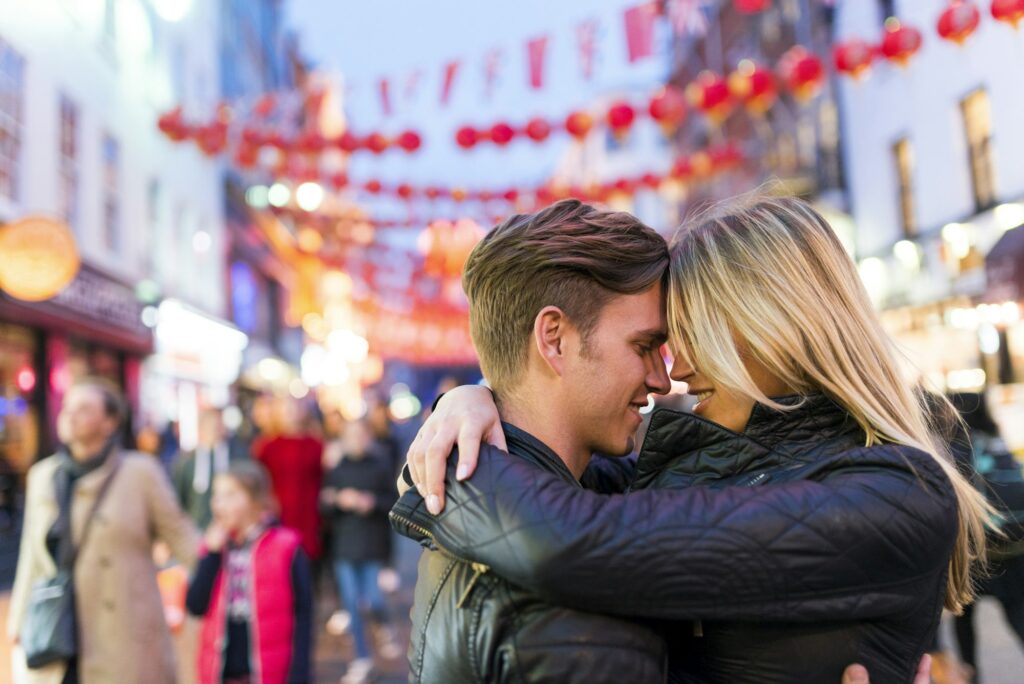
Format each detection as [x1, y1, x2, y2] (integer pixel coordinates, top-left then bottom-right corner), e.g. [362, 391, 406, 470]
[251, 399, 324, 559]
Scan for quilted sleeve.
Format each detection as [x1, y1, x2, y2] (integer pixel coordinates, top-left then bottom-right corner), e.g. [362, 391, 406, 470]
[391, 445, 958, 622]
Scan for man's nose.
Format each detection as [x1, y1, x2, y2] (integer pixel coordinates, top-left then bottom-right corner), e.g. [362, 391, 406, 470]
[647, 356, 672, 396]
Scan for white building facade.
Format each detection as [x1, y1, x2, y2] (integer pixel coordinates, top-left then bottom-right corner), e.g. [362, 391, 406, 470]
[834, 0, 1024, 444]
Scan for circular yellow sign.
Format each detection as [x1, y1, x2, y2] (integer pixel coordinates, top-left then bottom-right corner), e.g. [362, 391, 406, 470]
[0, 216, 81, 302]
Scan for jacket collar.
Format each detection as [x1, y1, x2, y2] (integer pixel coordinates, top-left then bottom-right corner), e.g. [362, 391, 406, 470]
[502, 422, 582, 487]
[635, 394, 864, 487]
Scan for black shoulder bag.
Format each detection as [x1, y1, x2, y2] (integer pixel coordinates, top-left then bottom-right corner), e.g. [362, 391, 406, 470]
[21, 457, 122, 669]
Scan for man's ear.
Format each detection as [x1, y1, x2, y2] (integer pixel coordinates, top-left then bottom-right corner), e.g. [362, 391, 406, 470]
[533, 306, 569, 377]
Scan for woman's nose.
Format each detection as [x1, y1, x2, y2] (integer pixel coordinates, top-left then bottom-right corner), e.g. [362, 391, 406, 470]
[670, 355, 695, 382]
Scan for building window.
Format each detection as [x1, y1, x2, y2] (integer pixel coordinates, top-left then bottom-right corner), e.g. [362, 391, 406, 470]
[0, 37, 25, 203]
[893, 138, 916, 237]
[102, 134, 120, 252]
[59, 96, 79, 230]
[961, 89, 996, 213]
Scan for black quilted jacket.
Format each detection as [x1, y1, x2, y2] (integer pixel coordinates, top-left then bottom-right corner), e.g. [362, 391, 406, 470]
[392, 395, 960, 683]
[391, 424, 666, 683]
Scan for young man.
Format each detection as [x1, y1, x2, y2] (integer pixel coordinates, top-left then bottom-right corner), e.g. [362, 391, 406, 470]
[391, 199, 673, 682]
[173, 408, 247, 529]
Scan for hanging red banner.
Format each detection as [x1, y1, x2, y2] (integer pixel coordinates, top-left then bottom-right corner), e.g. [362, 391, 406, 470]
[624, 2, 658, 62]
[527, 36, 549, 89]
[378, 78, 392, 116]
[483, 48, 503, 100]
[576, 19, 599, 80]
[441, 60, 461, 106]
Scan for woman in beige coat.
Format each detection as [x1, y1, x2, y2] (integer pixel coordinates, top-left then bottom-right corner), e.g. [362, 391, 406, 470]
[7, 380, 199, 684]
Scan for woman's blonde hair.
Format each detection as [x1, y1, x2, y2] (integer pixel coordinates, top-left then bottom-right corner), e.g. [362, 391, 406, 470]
[667, 192, 992, 612]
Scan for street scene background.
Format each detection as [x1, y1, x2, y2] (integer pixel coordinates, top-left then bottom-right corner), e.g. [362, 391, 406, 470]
[1, 0, 1024, 682]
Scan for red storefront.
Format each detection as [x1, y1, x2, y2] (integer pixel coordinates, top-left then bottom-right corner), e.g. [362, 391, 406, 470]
[0, 264, 152, 479]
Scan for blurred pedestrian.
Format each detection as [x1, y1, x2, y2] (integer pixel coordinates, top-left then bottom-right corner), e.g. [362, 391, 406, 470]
[158, 420, 180, 476]
[367, 399, 402, 478]
[948, 392, 1024, 683]
[187, 461, 313, 684]
[321, 419, 400, 684]
[7, 377, 199, 684]
[252, 398, 323, 560]
[173, 408, 247, 530]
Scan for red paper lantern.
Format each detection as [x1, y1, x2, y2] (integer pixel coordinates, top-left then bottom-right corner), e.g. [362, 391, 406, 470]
[397, 130, 422, 152]
[991, 0, 1024, 27]
[833, 39, 876, 79]
[525, 117, 552, 143]
[363, 179, 383, 194]
[450, 188, 468, 203]
[606, 101, 637, 138]
[328, 172, 349, 190]
[685, 71, 734, 123]
[880, 19, 923, 66]
[396, 183, 415, 200]
[778, 46, 825, 102]
[728, 60, 778, 114]
[157, 109, 189, 141]
[489, 122, 516, 146]
[640, 173, 662, 189]
[233, 144, 259, 169]
[336, 131, 359, 152]
[455, 126, 479, 149]
[648, 88, 687, 135]
[265, 131, 288, 150]
[938, 2, 981, 44]
[424, 187, 442, 200]
[671, 157, 693, 180]
[240, 127, 264, 147]
[196, 123, 228, 156]
[295, 130, 326, 154]
[535, 186, 556, 205]
[564, 111, 595, 140]
[502, 189, 519, 203]
[478, 190, 494, 202]
[253, 94, 276, 117]
[364, 132, 390, 154]
[734, 0, 770, 13]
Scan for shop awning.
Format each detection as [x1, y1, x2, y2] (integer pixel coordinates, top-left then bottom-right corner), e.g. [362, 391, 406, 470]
[985, 224, 1024, 303]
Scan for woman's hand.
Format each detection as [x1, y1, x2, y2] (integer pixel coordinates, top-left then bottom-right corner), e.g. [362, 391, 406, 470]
[406, 385, 505, 514]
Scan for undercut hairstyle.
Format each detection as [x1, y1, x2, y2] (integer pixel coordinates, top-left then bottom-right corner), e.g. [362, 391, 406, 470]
[462, 199, 669, 395]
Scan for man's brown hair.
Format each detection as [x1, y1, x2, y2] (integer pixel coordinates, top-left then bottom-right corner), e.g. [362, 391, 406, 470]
[462, 199, 668, 394]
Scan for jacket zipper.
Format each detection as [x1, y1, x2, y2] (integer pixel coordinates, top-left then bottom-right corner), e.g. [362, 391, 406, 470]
[390, 510, 490, 608]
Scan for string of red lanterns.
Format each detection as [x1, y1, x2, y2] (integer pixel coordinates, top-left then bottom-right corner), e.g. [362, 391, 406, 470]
[279, 142, 744, 206]
[157, 107, 424, 158]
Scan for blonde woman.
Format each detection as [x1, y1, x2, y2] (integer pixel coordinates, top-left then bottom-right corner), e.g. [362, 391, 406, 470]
[397, 196, 990, 683]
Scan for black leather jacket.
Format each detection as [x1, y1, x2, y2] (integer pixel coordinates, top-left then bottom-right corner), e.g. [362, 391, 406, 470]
[394, 395, 959, 684]
[391, 423, 667, 683]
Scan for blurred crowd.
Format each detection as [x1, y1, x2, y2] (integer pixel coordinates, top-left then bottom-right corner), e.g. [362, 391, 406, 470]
[8, 377, 413, 684]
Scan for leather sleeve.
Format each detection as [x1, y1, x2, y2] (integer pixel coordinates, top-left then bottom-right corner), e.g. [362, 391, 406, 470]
[391, 445, 958, 622]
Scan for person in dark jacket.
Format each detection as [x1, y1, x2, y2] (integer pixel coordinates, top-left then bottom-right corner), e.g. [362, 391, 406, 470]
[946, 392, 1024, 682]
[173, 408, 247, 529]
[401, 197, 988, 683]
[322, 419, 400, 684]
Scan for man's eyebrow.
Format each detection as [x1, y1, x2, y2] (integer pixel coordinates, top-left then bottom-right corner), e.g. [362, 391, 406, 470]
[632, 329, 668, 345]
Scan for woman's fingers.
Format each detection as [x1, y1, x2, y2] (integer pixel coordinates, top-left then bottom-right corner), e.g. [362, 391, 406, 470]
[424, 419, 460, 514]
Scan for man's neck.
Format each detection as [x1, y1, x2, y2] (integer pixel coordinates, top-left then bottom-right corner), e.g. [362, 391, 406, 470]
[499, 393, 590, 479]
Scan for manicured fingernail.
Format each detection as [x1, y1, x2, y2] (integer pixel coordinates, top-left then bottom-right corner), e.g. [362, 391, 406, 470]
[456, 464, 469, 480]
[427, 495, 440, 515]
